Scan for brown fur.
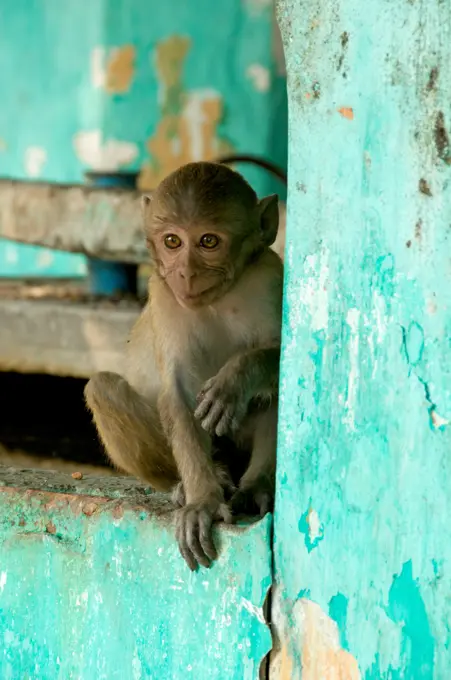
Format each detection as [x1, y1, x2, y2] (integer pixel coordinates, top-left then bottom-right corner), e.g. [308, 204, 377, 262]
[85, 161, 283, 570]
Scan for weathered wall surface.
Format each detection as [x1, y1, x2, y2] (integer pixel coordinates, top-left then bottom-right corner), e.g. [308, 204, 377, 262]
[273, 0, 451, 677]
[0, 468, 272, 679]
[0, 0, 287, 277]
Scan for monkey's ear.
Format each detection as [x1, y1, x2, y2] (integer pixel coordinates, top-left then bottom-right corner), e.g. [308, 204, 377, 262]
[141, 194, 153, 215]
[258, 194, 279, 246]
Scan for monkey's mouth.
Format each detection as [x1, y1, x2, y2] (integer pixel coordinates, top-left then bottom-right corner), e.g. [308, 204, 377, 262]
[180, 284, 221, 306]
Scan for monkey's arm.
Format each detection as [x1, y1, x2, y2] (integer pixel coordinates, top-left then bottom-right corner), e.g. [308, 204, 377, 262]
[160, 385, 232, 570]
[194, 344, 280, 437]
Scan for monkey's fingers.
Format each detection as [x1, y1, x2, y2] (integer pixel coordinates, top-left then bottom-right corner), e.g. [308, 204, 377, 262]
[176, 507, 217, 570]
[194, 392, 214, 422]
[175, 514, 198, 571]
[200, 400, 226, 435]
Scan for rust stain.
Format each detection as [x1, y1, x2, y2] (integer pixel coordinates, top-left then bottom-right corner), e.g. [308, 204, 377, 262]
[419, 178, 432, 196]
[138, 35, 234, 190]
[105, 45, 135, 94]
[46, 521, 56, 535]
[415, 219, 422, 241]
[338, 107, 354, 120]
[112, 503, 124, 520]
[82, 502, 99, 516]
[427, 67, 438, 92]
[300, 600, 361, 679]
[434, 111, 451, 164]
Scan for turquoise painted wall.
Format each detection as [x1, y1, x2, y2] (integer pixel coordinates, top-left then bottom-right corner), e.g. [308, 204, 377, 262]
[0, 0, 287, 278]
[274, 0, 451, 677]
[0, 472, 272, 679]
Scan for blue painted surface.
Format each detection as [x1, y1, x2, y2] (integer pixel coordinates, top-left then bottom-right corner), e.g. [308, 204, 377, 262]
[0, 0, 287, 277]
[274, 0, 451, 676]
[85, 172, 138, 295]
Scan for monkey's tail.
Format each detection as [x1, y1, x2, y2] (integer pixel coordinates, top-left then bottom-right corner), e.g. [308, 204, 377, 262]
[216, 154, 287, 185]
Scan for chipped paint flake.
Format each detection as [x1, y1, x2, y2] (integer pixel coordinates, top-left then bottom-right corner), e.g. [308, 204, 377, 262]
[430, 410, 449, 429]
[338, 107, 354, 120]
[299, 599, 361, 679]
[343, 308, 360, 431]
[91, 45, 135, 93]
[91, 47, 106, 88]
[24, 146, 47, 178]
[73, 130, 138, 171]
[291, 249, 329, 333]
[0, 571, 7, 593]
[240, 597, 266, 624]
[246, 64, 271, 92]
[138, 36, 233, 190]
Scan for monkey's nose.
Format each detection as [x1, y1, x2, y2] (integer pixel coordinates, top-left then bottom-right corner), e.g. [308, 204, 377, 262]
[179, 270, 197, 281]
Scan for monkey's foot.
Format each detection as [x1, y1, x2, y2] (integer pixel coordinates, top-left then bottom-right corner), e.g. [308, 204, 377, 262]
[171, 482, 185, 507]
[230, 479, 274, 518]
[175, 495, 232, 571]
[172, 467, 236, 509]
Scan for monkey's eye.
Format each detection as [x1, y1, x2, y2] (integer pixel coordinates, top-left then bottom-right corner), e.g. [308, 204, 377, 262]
[164, 234, 182, 249]
[199, 234, 219, 249]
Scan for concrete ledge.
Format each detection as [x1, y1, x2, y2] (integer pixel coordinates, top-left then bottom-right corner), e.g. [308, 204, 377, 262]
[0, 179, 147, 263]
[0, 296, 140, 378]
[0, 466, 272, 679]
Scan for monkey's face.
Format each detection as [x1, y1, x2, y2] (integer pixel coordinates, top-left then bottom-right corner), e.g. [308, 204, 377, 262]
[151, 224, 240, 309]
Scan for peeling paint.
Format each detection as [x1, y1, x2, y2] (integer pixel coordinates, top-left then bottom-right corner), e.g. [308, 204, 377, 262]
[246, 63, 271, 92]
[338, 106, 354, 120]
[299, 505, 325, 552]
[91, 45, 136, 93]
[297, 599, 361, 679]
[73, 130, 138, 171]
[138, 36, 233, 190]
[343, 308, 360, 431]
[24, 146, 47, 178]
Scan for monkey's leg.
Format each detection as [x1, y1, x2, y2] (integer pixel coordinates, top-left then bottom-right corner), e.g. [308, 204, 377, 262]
[85, 372, 178, 491]
[172, 436, 243, 507]
[231, 401, 278, 518]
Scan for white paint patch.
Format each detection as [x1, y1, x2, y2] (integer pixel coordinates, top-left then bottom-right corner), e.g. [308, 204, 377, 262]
[0, 571, 7, 593]
[24, 146, 47, 178]
[343, 308, 360, 431]
[73, 130, 138, 171]
[294, 249, 329, 332]
[307, 508, 322, 543]
[246, 64, 270, 92]
[431, 411, 449, 428]
[91, 47, 106, 88]
[36, 250, 54, 269]
[4, 245, 19, 265]
[182, 89, 221, 161]
[240, 597, 266, 624]
[373, 291, 387, 344]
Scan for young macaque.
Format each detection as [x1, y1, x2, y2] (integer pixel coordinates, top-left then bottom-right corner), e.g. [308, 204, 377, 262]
[85, 161, 283, 570]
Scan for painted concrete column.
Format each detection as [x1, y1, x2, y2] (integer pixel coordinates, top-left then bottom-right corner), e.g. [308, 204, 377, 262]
[273, 0, 451, 677]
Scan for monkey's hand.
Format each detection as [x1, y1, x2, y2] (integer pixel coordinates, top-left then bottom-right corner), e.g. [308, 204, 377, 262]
[175, 493, 232, 571]
[194, 369, 248, 438]
[230, 476, 274, 519]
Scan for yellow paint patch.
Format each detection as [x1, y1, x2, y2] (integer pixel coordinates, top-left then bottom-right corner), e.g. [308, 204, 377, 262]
[279, 643, 293, 680]
[299, 600, 361, 679]
[138, 35, 234, 190]
[105, 45, 135, 94]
